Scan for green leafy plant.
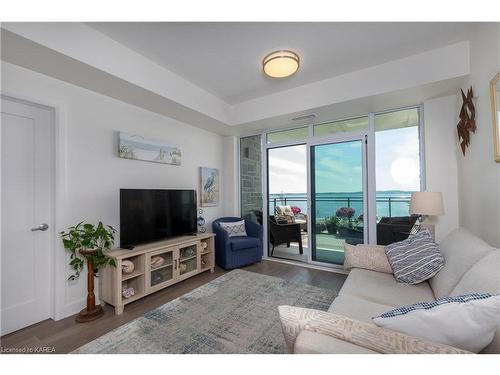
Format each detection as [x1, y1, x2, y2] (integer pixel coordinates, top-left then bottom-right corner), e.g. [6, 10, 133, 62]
[60, 221, 117, 280]
[325, 216, 341, 234]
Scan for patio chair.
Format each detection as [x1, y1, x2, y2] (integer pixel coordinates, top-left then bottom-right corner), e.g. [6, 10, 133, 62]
[269, 215, 303, 256]
[276, 205, 307, 231]
[376, 215, 419, 245]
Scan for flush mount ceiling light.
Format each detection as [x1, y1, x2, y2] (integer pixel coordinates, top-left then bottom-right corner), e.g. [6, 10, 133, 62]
[262, 50, 300, 78]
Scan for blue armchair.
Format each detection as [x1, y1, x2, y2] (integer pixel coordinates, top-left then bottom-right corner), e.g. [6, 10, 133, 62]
[212, 217, 263, 270]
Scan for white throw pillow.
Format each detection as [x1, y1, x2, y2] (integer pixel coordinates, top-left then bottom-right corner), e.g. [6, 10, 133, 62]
[372, 293, 500, 353]
[219, 220, 247, 237]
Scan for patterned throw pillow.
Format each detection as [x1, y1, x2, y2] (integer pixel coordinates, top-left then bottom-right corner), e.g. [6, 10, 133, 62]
[385, 228, 444, 284]
[372, 293, 500, 353]
[219, 220, 247, 237]
[278, 305, 468, 354]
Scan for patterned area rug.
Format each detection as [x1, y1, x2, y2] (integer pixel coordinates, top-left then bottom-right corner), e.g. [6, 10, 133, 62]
[74, 269, 336, 354]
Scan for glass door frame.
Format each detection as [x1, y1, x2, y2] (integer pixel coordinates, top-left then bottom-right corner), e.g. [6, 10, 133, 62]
[261, 127, 372, 270]
[307, 131, 370, 267]
[264, 142, 308, 261]
[246, 104, 424, 270]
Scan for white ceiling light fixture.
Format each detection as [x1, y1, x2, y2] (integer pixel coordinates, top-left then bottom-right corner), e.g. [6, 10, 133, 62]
[262, 50, 300, 78]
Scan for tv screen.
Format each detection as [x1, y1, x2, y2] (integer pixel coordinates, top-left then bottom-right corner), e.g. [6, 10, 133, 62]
[120, 189, 197, 248]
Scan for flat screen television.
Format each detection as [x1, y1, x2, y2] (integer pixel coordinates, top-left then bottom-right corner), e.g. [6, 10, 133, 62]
[120, 189, 197, 248]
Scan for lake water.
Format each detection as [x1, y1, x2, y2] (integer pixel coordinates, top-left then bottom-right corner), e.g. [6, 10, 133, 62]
[269, 191, 414, 220]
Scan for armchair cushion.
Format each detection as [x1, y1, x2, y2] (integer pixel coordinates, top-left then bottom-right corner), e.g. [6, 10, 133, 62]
[278, 305, 469, 354]
[229, 236, 260, 251]
[276, 205, 294, 216]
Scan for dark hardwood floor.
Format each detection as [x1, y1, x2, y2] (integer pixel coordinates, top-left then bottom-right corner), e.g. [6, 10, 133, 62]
[0, 260, 347, 354]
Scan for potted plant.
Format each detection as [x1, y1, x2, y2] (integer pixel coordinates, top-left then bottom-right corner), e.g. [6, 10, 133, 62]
[325, 216, 340, 234]
[315, 222, 326, 233]
[60, 221, 116, 322]
[336, 207, 355, 227]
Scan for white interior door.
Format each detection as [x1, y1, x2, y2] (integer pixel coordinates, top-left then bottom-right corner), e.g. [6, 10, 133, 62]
[1, 97, 53, 335]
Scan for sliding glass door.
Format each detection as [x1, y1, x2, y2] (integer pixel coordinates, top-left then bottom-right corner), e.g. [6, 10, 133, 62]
[309, 138, 367, 265]
[253, 106, 423, 268]
[266, 144, 308, 262]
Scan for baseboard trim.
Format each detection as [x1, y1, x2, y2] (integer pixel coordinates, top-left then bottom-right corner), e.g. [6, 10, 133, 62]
[264, 257, 349, 275]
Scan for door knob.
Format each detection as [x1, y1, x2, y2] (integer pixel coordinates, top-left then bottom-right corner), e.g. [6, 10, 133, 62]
[31, 223, 49, 231]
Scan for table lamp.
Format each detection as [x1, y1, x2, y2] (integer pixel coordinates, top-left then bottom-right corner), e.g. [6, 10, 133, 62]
[409, 191, 445, 235]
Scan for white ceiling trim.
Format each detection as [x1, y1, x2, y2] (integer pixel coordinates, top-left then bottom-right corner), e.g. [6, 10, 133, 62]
[1, 22, 231, 124]
[1, 23, 471, 134]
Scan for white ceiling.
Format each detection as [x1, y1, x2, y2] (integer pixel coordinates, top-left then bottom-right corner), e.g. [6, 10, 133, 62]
[88, 22, 477, 104]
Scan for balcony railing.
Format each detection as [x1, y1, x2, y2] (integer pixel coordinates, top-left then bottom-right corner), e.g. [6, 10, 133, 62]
[268, 196, 411, 219]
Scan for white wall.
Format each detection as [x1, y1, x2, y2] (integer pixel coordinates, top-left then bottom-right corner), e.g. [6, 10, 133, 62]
[1, 61, 225, 319]
[222, 136, 239, 217]
[423, 95, 460, 241]
[458, 23, 500, 247]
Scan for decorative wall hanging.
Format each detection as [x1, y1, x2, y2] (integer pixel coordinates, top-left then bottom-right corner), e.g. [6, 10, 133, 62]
[118, 132, 181, 165]
[200, 167, 220, 207]
[457, 87, 476, 156]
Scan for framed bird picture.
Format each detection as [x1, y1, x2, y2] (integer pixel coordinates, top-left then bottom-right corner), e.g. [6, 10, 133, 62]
[200, 167, 220, 207]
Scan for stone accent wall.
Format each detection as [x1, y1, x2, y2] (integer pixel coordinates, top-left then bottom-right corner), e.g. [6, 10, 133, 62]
[240, 135, 263, 218]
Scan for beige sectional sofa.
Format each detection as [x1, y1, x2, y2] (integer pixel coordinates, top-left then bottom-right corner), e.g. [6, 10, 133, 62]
[284, 228, 500, 354]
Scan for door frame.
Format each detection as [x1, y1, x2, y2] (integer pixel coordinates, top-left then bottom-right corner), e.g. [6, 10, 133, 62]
[1, 94, 64, 323]
[307, 132, 369, 267]
[237, 104, 425, 270]
[262, 128, 370, 270]
[263, 141, 308, 261]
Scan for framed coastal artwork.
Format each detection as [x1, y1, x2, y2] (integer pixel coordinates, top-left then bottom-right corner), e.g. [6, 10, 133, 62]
[200, 167, 220, 207]
[118, 132, 181, 165]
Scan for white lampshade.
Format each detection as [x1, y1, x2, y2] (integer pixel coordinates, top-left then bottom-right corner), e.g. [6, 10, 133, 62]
[410, 192, 445, 216]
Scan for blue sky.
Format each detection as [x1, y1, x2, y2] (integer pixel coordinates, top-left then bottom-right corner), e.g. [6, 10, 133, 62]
[267, 127, 420, 194]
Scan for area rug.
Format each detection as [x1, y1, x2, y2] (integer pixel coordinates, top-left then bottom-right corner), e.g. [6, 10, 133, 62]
[74, 269, 336, 354]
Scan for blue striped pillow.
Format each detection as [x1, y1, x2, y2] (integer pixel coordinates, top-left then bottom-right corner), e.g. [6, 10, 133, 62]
[385, 228, 444, 284]
[374, 293, 492, 318]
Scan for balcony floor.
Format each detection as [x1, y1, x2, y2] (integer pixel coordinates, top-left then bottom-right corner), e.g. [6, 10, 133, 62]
[270, 233, 345, 265]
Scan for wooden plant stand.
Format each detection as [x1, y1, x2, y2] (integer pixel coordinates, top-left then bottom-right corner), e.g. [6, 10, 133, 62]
[76, 249, 104, 323]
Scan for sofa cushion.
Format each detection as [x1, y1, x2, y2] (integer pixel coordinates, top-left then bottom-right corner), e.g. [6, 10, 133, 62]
[229, 236, 259, 251]
[339, 268, 435, 307]
[328, 294, 392, 322]
[294, 330, 377, 354]
[430, 228, 495, 299]
[449, 250, 500, 354]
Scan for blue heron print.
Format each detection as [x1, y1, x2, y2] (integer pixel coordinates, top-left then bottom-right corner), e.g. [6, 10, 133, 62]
[200, 167, 220, 207]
